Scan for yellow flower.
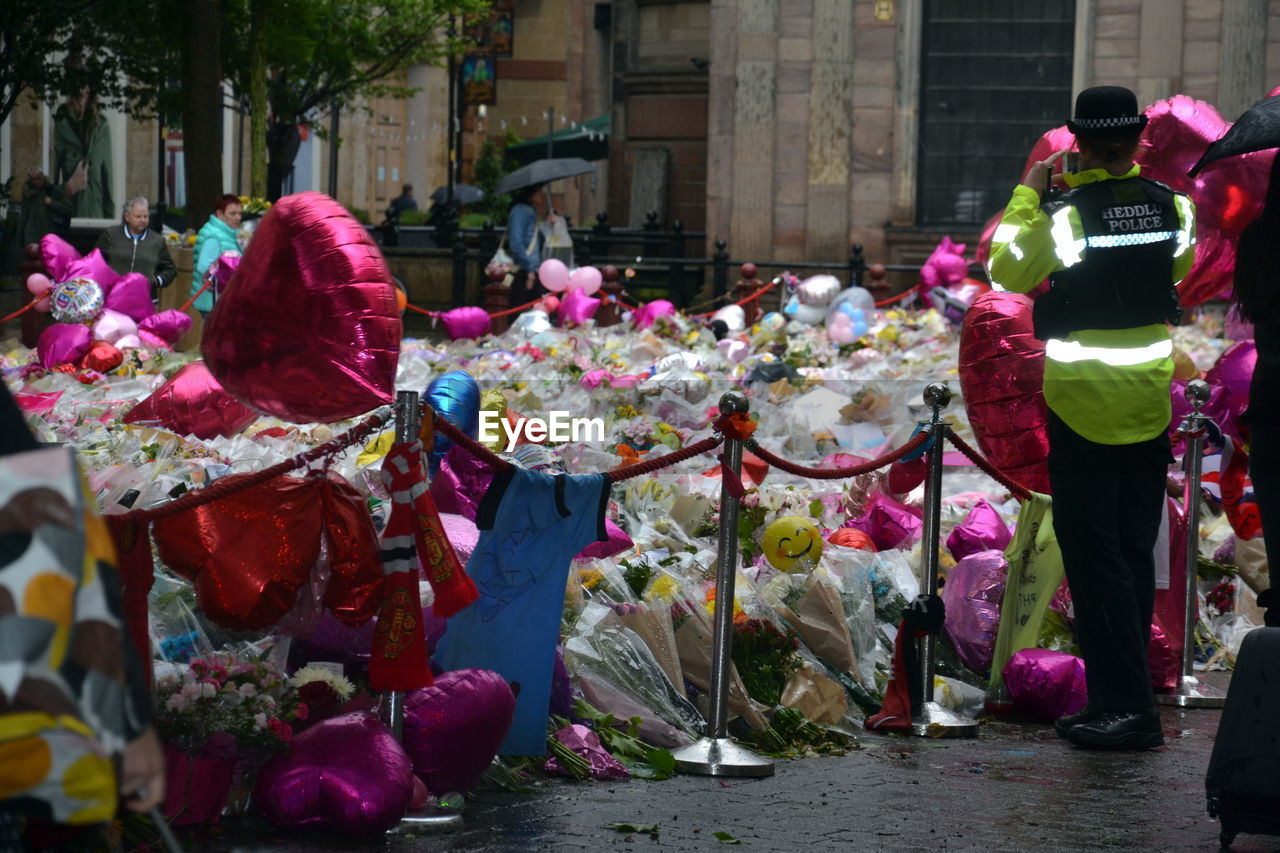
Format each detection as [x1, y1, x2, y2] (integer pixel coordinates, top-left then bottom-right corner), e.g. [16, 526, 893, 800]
[644, 575, 680, 603]
[578, 568, 604, 590]
[186, 234, 197, 246]
[239, 196, 249, 203]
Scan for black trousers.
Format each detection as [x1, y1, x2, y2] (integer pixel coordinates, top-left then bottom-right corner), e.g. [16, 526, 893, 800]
[1248, 407, 1280, 595]
[1047, 410, 1172, 714]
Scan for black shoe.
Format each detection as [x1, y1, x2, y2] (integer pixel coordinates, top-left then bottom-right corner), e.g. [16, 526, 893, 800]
[1054, 708, 1102, 738]
[1066, 711, 1163, 750]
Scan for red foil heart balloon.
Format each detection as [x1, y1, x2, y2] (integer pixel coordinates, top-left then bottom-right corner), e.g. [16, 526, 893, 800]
[153, 474, 323, 631]
[202, 192, 401, 423]
[319, 473, 384, 626]
[123, 361, 259, 439]
[254, 712, 414, 834]
[959, 290, 1050, 495]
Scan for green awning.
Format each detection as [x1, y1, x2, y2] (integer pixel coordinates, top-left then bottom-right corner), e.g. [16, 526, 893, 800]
[507, 114, 609, 166]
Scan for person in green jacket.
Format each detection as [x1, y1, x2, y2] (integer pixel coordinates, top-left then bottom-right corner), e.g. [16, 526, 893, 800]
[190, 194, 244, 317]
[987, 86, 1196, 751]
[53, 92, 114, 220]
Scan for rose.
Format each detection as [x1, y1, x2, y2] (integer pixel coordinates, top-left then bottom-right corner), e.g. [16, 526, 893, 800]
[267, 718, 292, 743]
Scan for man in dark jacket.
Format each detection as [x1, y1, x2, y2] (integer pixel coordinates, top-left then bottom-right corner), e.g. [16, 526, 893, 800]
[95, 196, 177, 297]
[16, 166, 83, 244]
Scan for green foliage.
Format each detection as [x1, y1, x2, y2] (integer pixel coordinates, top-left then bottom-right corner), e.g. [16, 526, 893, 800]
[473, 127, 523, 222]
[740, 706, 854, 757]
[397, 208, 430, 226]
[221, 0, 487, 129]
[730, 618, 801, 707]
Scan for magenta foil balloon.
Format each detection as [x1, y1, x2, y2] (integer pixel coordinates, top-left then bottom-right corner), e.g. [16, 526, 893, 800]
[843, 493, 923, 551]
[558, 287, 601, 325]
[576, 518, 633, 560]
[202, 192, 401, 423]
[940, 549, 1007, 673]
[254, 712, 414, 835]
[138, 309, 194, 346]
[402, 669, 516, 796]
[633, 299, 676, 329]
[123, 361, 259, 439]
[959, 290, 1050, 495]
[441, 306, 491, 340]
[1003, 648, 1088, 723]
[36, 323, 92, 368]
[945, 500, 1012, 562]
[40, 235, 115, 284]
[103, 271, 156, 321]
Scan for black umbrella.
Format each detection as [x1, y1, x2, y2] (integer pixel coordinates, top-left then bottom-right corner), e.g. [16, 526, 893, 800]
[496, 157, 596, 195]
[1189, 94, 1280, 176]
[430, 183, 486, 205]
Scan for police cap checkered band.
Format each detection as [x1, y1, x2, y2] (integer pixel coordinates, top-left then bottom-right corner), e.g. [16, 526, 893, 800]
[1067, 85, 1149, 137]
[1070, 115, 1146, 129]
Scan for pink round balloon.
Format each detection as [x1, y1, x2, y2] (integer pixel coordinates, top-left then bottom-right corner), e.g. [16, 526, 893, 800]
[441, 306, 491, 340]
[36, 323, 91, 368]
[540, 295, 560, 313]
[114, 334, 143, 350]
[138, 310, 194, 346]
[572, 265, 603, 296]
[402, 669, 516, 796]
[103, 271, 156, 321]
[26, 273, 51, 296]
[254, 712, 414, 835]
[34, 296, 51, 312]
[91, 308, 137, 343]
[202, 192, 401, 423]
[538, 258, 570, 292]
[123, 361, 259, 439]
[557, 287, 601, 325]
[958, 290, 1050, 495]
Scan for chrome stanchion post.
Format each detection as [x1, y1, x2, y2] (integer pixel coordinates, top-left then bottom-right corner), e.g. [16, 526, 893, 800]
[387, 390, 463, 833]
[672, 391, 774, 777]
[910, 383, 979, 738]
[1157, 379, 1227, 708]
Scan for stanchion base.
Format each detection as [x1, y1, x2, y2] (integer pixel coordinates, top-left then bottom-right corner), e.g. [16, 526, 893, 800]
[909, 701, 980, 739]
[387, 811, 464, 834]
[672, 737, 775, 777]
[1156, 675, 1227, 708]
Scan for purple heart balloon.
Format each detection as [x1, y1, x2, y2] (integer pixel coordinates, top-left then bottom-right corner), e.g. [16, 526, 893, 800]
[254, 712, 413, 834]
[403, 669, 516, 795]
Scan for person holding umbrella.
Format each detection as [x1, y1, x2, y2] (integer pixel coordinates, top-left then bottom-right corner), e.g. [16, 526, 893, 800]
[1190, 93, 1280, 626]
[987, 86, 1196, 750]
[506, 182, 550, 306]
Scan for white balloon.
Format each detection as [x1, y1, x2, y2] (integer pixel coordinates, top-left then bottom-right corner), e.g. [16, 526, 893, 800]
[711, 304, 746, 332]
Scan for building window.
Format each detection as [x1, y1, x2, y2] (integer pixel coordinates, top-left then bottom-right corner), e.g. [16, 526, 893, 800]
[917, 0, 1075, 228]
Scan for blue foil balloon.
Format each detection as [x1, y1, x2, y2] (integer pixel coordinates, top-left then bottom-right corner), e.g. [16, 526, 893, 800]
[424, 371, 480, 475]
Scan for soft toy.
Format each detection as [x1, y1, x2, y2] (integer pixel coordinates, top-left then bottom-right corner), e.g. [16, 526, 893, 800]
[921, 236, 987, 324]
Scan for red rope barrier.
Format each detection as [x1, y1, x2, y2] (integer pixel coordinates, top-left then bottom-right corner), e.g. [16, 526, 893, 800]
[116, 412, 388, 522]
[689, 277, 782, 319]
[873, 281, 923, 309]
[431, 410, 514, 473]
[403, 297, 545, 321]
[178, 279, 213, 313]
[605, 435, 723, 483]
[945, 433, 1033, 501]
[1, 297, 41, 325]
[746, 429, 931, 480]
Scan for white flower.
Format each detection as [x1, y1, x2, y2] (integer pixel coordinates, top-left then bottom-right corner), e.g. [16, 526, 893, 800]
[165, 694, 188, 712]
[200, 682, 217, 699]
[239, 683, 258, 698]
[288, 666, 355, 701]
[253, 713, 268, 730]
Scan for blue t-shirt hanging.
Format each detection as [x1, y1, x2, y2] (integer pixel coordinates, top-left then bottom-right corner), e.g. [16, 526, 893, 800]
[434, 466, 610, 755]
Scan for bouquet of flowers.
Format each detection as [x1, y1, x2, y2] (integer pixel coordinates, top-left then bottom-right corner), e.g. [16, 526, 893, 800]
[154, 652, 305, 754]
[238, 196, 273, 216]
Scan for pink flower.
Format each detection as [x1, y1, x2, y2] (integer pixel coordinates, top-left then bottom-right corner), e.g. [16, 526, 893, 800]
[293, 702, 309, 721]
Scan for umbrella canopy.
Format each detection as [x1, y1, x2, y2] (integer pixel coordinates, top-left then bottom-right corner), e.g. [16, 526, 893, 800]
[507, 114, 610, 166]
[1189, 94, 1280, 176]
[496, 158, 596, 195]
[431, 184, 486, 205]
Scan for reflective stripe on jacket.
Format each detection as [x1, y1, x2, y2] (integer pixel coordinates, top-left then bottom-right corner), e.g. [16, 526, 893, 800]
[986, 165, 1196, 444]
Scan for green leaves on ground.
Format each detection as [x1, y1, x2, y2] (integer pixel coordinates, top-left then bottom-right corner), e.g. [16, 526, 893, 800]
[713, 830, 741, 844]
[572, 698, 677, 780]
[610, 823, 659, 835]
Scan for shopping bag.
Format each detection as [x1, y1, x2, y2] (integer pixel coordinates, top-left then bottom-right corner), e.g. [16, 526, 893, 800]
[485, 235, 516, 285]
[540, 215, 574, 267]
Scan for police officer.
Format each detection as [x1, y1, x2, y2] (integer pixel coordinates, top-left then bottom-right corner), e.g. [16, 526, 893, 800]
[988, 86, 1196, 750]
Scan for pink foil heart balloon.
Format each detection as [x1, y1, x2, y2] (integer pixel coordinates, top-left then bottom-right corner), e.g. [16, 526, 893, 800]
[402, 669, 516, 795]
[123, 361, 259, 439]
[254, 712, 414, 835]
[138, 310, 194, 346]
[202, 192, 401, 423]
[958, 290, 1050, 495]
[36, 323, 92, 368]
[441, 306, 491, 340]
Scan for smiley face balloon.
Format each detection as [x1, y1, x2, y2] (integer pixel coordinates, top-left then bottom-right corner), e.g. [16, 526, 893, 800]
[762, 516, 824, 573]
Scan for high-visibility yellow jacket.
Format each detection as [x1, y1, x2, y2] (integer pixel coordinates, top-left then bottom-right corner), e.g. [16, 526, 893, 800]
[987, 165, 1196, 444]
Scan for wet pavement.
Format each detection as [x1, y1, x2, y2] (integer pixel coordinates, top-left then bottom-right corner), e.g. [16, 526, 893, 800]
[195, 672, 1280, 853]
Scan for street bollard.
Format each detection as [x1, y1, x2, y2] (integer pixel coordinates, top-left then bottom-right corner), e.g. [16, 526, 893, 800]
[1157, 379, 1227, 708]
[910, 383, 979, 738]
[386, 389, 464, 833]
[672, 391, 775, 777]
